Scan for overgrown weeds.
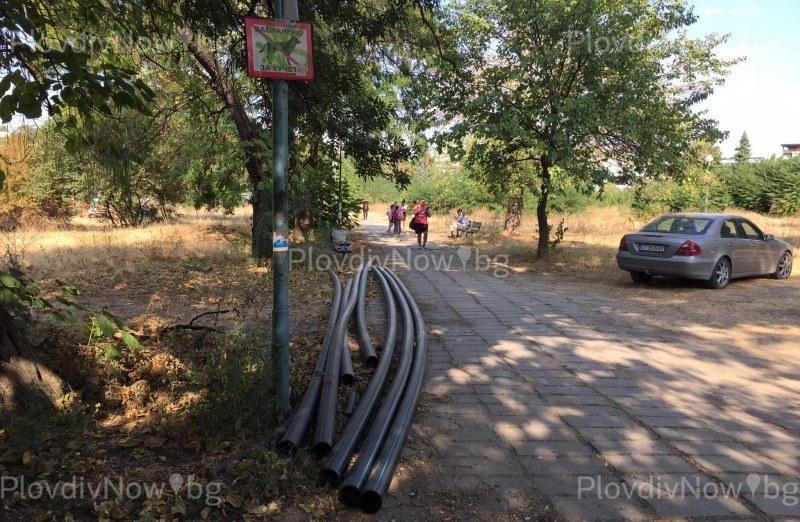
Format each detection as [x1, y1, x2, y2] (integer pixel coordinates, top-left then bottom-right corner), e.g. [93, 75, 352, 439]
[192, 323, 279, 442]
[0, 390, 89, 453]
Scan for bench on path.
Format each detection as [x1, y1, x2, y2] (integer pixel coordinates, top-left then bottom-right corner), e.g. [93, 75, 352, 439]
[456, 221, 482, 238]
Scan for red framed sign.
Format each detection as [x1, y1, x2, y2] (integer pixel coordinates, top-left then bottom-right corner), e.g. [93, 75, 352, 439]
[245, 17, 314, 80]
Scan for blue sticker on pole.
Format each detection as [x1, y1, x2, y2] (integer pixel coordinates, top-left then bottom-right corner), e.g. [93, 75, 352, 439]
[273, 233, 289, 252]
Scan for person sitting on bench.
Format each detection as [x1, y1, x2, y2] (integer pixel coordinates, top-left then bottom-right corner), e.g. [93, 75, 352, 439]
[449, 209, 470, 238]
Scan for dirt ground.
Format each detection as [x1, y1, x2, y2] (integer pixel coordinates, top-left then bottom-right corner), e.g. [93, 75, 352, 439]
[1, 212, 341, 521]
[1, 210, 492, 522]
[1, 207, 798, 521]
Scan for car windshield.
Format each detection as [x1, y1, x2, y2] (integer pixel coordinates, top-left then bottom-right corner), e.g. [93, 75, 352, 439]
[641, 216, 713, 235]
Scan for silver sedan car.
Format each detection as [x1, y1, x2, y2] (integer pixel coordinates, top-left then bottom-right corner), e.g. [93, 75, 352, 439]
[616, 213, 793, 289]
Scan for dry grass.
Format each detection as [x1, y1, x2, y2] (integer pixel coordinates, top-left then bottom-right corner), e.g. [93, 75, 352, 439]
[0, 206, 352, 521]
[13, 207, 251, 270]
[3, 208, 257, 328]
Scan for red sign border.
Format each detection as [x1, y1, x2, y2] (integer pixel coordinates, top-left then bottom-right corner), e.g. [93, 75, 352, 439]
[245, 17, 314, 80]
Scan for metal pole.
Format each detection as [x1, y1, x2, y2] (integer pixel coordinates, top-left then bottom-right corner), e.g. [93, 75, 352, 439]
[272, 0, 290, 416]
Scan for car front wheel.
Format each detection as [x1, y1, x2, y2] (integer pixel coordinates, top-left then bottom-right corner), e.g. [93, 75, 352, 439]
[773, 251, 793, 279]
[630, 271, 652, 283]
[706, 257, 731, 289]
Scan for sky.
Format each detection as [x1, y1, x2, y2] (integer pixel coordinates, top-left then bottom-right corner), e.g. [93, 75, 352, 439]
[687, 0, 800, 159]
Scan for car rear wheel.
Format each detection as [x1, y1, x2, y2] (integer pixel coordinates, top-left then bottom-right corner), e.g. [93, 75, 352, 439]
[773, 251, 793, 279]
[706, 257, 731, 289]
[629, 271, 652, 283]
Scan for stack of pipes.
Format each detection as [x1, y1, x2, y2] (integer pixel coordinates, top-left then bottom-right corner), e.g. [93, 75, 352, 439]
[277, 261, 427, 513]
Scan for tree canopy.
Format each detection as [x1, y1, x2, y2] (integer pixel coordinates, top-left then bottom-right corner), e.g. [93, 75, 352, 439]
[431, 0, 738, 256]
[3, 0, 743, 260]
[2, 1, 439, 257]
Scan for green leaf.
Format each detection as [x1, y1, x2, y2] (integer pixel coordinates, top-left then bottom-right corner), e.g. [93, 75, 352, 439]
[0, 272, 21, 288]
[103, 345, 122, 361]
[54, 295, 75, 307]
[111, 90, 136, 107]
[57, 280, 80, 297]
[121, 331, 140, 350]
[0, 95, 15, 123]
[93, 314, 118, 338]
[17, 90, 43, 119]
[0, 287, 19, 308]
[102, 311, 125, 329]
[50, 310, 79, 326]
[0, 74, 12, 95]
[34, 297, 53, 310]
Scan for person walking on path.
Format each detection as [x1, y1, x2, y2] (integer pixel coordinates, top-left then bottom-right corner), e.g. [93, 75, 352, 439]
[386, 203, 397, 234]
[410, 199, 431, 248]
[362, 201, 369, 219]
[393, 203, 405, 235]
[400, 199, 408, 234]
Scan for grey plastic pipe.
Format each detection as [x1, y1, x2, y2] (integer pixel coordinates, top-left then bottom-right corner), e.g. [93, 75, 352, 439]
[277, 268, 341, 454]
[344, 389, 358, 417]
[339, 275, 356, 385]
[360, 268, 427, 513]
[319, 265, 398, 485]
[355, 257, 378, 366]
[312, 267, 363, 457]
[339, 267, 414, 505]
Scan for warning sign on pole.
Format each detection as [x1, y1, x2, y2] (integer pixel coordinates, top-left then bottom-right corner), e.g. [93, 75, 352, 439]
[245, 17, 314, 80]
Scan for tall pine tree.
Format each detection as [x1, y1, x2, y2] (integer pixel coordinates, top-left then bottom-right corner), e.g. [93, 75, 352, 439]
[734, 132, 752, 163]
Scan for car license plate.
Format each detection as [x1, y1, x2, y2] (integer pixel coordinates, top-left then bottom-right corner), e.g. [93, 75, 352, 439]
[639, 243, 665, 253]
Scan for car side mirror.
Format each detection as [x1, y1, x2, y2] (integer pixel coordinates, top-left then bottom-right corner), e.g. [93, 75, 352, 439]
[765, 234, 774, 241]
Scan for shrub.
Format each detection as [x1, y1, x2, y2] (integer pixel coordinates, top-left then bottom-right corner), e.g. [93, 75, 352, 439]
[194, 324, 278, 440]
[719, 156, 800, 215]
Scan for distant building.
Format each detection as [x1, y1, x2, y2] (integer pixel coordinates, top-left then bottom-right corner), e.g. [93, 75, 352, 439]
[781, 144, 800, 158]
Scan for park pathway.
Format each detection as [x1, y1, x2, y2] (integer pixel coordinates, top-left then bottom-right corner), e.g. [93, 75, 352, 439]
[355, 220, 800, 521]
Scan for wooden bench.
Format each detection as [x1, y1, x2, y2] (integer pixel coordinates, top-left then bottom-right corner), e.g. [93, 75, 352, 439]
[456, 221, 482, 238]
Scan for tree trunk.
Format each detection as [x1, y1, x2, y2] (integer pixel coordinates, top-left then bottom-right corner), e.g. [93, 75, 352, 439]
[183, 27, 273, 259]
[504, 185, 524, 232]
[247, 155, 273, 261]
[250, 183, 273, 261]
[536, 155, 552, 258]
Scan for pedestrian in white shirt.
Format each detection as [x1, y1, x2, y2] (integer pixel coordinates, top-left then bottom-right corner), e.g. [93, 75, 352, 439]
[449, 209, 470, 238]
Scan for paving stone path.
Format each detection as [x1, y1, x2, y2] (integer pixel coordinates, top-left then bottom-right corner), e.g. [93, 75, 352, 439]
[356, 223, 799, 521]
